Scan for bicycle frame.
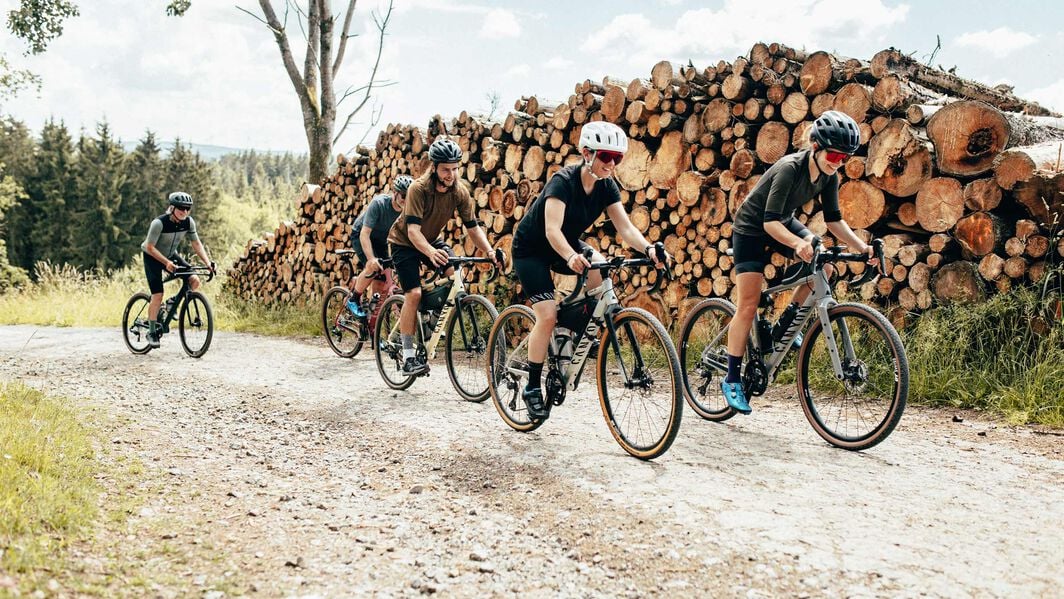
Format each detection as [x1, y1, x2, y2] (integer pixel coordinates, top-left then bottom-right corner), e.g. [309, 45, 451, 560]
[554, 278, 620, 392]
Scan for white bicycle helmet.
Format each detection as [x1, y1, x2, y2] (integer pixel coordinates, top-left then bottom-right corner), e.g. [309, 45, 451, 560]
[578, 121, 628, 154]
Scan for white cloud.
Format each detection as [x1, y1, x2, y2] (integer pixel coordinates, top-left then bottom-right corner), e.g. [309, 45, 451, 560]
[954, 27, 1038, 58]
[504, 64, 531, 78]
[581, 0, 909, 69]
[1024, 78, 1064, 114]
[480, 9, 521, 39]
[659, 0, 685, 4]
[544, 57, 574, 70]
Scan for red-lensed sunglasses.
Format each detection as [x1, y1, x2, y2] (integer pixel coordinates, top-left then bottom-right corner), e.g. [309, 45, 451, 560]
[595, 150, 624, 165]
[824, 150, 851, 164]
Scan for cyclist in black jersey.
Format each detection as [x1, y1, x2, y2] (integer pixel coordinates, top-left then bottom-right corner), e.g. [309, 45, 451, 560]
[141, 191, 216, 348]
[723, 111, 878, 414]
[512, 121, 668, 419]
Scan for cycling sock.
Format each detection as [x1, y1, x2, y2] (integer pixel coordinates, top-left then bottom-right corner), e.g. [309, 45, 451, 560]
[526, 361, 543, 390]
[725, 354, 743, 384]
[401, 334, 415, 360]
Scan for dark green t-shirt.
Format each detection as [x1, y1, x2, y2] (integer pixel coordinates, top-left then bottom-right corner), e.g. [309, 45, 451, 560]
[513, 164, 622, 259]
[732, 149, 842, 237]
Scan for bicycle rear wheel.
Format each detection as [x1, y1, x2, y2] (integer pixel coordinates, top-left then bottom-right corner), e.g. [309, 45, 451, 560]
[122, 292, 153, 354]
[374, 294, 419, 390]
[678, 298, 741, 422]
[321, 285, 367, 358]
[487, 305, 544, 432]
[178, 291, 214, 358]
[796, 302, 908, 450]
[597, 307, 683, 460]
[445, 294, 499, 402]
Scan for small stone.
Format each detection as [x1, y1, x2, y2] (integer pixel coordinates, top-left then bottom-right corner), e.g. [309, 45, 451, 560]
[248, 509, 261, 517]
[285, 556, 305, 568]
[410, 485, 425, 494]
[469, 550, 488, 562]
[977, 431, 987, 437]
[161, 532, 178, 540]
[951, 415, 964, 423]
[477, 563, 495, 573]
[46, 579, 60, 592]
[227, 490, 243, 498]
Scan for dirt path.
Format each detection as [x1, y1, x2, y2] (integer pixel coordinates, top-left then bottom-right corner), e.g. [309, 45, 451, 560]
[2, 325, 1061, 597]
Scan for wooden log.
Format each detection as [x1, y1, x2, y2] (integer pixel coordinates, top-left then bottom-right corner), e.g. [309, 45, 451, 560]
[962, 178, 1003, 211]
[722, 73, 754, 101]
[992, 141, 1064, 190]
[651, 61, 677, 91]
[871, 74, 934, 114]
[683, 112, 705, 144]
[838, 180, 887, 229]
[601, 85, 627, 123]
[799, 51, 843, 96]
[932, 260, 986, 305]
[926, 100, 1011, 177]
[844, 156, 866, 179]
[897, 202, 919, 227]
[522, 146, 546, 181]
[675, 171, 705, 207]
[954, 211, 1008, 258]
[978, 253, 1006, 281]
[729, 148, 757, 179]
[866, 119, 933, 197]
[915, 177, 964, 233]
[614, 138, 652, 191]
[648, 131, 691, 189]
[1004, 256, 1028, 279]
[627, 78, 650, 101]
[781, 92, 810, 124]
[702, 99, 733, 133]
[1013, 171, 1064, 225]
[909, 262, 933, 292]
[755, 121, 791, 164]
[832, 82, 873, 123]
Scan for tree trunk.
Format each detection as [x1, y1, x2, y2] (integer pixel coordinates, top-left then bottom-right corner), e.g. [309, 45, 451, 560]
[865, 119, 933, 197]
[915, 177, 964, 233]
[954, 211, 1008, 257]
[932, 260, 986, 305]
[926, 101, 1011, 176]
[838, 180, 887, 229]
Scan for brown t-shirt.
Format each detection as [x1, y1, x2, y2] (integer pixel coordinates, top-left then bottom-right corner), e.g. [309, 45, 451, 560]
[388, 176, 477, 248]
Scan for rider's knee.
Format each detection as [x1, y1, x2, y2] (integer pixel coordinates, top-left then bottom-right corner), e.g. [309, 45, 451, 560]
[405, 287, 422, 302]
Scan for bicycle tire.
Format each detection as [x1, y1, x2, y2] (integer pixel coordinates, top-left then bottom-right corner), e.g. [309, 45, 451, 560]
[321, 286, 366, 358]
[374, 294, 419, 390]
[678, 298, 743, 422]
[486, 304, 545, 432]
[178, 291, 214, 358]
[597, 307, 683, 460]
[796, 302, 908, 451]
[445, 294, 499, 402]
[122, 292, 154, 355]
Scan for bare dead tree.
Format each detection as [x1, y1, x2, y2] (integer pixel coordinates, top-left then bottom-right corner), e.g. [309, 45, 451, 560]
[244, 0, 395, 182]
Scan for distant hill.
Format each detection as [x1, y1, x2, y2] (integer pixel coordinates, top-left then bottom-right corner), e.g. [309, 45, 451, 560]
[121, 140, 305, 161]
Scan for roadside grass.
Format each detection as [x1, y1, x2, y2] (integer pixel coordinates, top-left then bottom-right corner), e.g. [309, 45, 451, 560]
[0, 382, 100, 591]
[0, 260, 319, 338]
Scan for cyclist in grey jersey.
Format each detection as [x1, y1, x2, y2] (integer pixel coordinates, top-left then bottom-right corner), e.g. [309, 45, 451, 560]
[723, 111, 878, 415]
[141, 191, 215, 347]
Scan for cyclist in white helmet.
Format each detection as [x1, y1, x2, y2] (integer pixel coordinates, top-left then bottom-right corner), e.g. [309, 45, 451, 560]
[511, 121, 669, 419]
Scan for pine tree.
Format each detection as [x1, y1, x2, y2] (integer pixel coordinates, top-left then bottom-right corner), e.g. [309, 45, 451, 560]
[71, 122, 126, 270]
[0, 117, 39, 269]
[164, 140, 216, 249]
[27, 119, 76, 266]
[119, 131, 165, 261]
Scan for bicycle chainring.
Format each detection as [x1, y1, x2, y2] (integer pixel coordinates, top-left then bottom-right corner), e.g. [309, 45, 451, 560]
[743, 359, 769, 397]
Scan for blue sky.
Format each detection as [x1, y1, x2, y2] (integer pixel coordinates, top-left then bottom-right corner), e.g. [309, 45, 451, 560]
[2, 0, 1062, 154]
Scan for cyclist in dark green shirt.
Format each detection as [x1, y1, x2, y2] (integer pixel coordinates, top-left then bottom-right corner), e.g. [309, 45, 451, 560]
[723, 111, 878, 414]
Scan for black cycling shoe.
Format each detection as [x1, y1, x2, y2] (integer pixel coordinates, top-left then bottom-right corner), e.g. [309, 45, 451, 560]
[522, 386, 549, 420]
[402, 357, 428, 376]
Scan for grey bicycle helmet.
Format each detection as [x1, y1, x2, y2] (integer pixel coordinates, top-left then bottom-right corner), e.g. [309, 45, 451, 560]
[168, 191, 194, 208]
[810, 110, 861, 154]
[393, 175, 414, 194]
[428, 138, 463, 163]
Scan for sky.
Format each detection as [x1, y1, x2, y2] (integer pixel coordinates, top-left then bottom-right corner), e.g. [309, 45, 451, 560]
[2, 0, 1063, 155]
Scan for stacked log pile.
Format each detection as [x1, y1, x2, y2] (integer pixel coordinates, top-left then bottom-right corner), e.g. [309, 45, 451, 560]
[228, 43, 1064, 326]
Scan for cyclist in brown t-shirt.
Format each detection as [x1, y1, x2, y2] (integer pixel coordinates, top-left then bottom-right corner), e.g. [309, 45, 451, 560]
[387, 138, 502, 376]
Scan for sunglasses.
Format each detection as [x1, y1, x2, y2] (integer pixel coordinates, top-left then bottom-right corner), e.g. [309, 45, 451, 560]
[824, 150, 851, 164]
[173, 206, 191, 213]
[595, 150, 624, 165]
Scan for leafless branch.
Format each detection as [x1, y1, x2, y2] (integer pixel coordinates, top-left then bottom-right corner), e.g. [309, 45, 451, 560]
[332, 0, 393, 144]
[337, 79, 397, 106]
[346, 102, 385, 155]
[332, 0, 358, 76]
[236, 5, 275, 32]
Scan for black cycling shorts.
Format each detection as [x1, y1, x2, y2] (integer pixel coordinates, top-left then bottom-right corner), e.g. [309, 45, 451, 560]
[513, 241, 591, 304]
[731, 233, 794, 275]
[353, 240, 390, 267]
[143, 253, 190, 294]
[390, 240, 454, 292]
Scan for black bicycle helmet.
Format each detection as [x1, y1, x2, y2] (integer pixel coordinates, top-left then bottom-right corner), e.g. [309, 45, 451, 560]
[810, 110, 861, 154]
[168, 191, 194, 208]
[393, 175, 414, 194]
[428, 138, 463, 163]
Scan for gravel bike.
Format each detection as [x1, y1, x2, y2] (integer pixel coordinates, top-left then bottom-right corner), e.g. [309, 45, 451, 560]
[321, 250, 397, 358]
[678, 238, 908, 450]
[122, 265, 215, 358]
[374, 251, 503, 401]
[486, 243, 683, 460]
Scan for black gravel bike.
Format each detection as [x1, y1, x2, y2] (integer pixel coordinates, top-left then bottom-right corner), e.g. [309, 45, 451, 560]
[486, 243, 683, 460]
[374, 251, 503, 401]
[678, 238, 908, 450]
[123, 265, 215, 358]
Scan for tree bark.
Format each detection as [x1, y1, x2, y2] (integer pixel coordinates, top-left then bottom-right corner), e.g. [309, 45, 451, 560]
[926, 101, 1011, 177]
[865, 119, 933, 197]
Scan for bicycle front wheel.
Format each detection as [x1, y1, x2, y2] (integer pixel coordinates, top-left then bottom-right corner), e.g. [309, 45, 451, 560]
[178, 291, 214, 358]
[445, 294, 499, 402]
[597, 307, 683, 460]
[678, 298, 742, 422]
[374, 294, 418, 390]
[486, 305, 544, 432]
[796, 302, 908, 451]
[321, 286, 366, 358]
[122, 292, 153, 354]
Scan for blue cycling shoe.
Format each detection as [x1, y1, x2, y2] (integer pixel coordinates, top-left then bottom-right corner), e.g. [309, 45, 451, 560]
[720, 381, 752, 415]
[345, 298, 365, 318]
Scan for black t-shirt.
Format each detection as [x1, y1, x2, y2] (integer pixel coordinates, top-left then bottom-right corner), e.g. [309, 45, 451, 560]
[513, 164, 622, 259]
[732, 149, 842, 237]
